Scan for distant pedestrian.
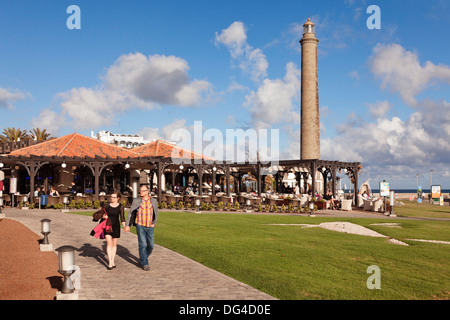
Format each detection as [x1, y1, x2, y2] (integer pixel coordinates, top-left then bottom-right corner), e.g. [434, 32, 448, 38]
[124, 185, 159, 271]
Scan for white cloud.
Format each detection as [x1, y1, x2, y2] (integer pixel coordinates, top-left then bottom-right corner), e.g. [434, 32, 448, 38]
[31, 109, 65, 135]
[367, 100, 392, 118]
[245, 62, 300, 129]
[215, 21, 268, 82]
[40, 52, 212, 132]
[105, 53, 211, 107]
[321, 99, 450, 180]
[0, 87, 30, 109]
[369, 43, 450, 106]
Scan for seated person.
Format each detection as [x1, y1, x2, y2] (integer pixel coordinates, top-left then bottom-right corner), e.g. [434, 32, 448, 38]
[48, 186, 60, 197]
[324, 190, 338, 210]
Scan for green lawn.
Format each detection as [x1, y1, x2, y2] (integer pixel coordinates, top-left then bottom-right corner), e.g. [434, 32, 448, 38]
[155, 212, 449, 300]
[74, 208, 450, 300]
[393, 200, 450, 219]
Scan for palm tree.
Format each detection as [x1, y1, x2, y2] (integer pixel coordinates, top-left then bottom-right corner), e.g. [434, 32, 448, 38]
[0, 127, 29, 142]
[29, 128, 52, 141]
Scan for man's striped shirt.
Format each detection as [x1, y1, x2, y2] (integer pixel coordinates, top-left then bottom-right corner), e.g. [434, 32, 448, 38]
[136, 198, 153, 227]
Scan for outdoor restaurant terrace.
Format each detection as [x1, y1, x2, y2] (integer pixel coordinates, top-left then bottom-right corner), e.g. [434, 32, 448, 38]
[0, 132, 360, 212]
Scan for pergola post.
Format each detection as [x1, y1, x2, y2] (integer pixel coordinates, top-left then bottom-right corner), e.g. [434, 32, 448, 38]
[17, 160, 49, 204]
[81, 161, 113, 201]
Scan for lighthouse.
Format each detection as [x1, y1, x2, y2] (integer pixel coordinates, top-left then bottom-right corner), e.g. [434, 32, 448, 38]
[300, 18, 320, 160]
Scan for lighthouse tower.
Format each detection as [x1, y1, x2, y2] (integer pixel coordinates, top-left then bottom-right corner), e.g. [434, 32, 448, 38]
[300, 18, 320, 160]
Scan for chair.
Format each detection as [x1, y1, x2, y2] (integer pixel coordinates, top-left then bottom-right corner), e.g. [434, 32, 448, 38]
[363, 198, 373, 211]
[218, 195, 231, 205]
[3, 194, 11, 207]
[166, 195, 177, 205]
[341, 199, 352, 211]
[183, 195, 192, 206]
[372, 199, 383, 212]
[357, 195, 364, 208]
[201, 195, 212, 204]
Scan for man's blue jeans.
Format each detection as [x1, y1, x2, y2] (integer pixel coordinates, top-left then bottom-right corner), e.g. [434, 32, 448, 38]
[136, 224, 154, 267]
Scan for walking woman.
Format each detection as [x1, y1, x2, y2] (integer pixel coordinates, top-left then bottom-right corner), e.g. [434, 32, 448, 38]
[104, 191, 125, 270]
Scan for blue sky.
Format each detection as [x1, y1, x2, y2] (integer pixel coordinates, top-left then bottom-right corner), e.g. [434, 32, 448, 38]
[1, 0, 449, 190]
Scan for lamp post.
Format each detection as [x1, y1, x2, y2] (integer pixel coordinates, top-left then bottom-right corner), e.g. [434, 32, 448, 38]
[40, 219, 53, 251]
[62, 196, 69, 210]
[195, 198, 201, 213]
[56, 245, 77, 297]
[309, 201, 315, 217]
[22, 195, 28, 209]
[246, 198, 252, 212]
[389, 190, 396, 217]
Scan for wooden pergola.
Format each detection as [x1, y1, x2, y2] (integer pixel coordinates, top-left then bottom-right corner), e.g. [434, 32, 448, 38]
[0, 133, 361, 204]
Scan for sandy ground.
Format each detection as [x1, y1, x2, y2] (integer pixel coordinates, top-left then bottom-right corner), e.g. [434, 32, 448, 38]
[0, 218, 61, 300]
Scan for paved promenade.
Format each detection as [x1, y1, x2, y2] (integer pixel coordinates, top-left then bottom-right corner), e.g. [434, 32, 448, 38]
[4, 208, 276, 300]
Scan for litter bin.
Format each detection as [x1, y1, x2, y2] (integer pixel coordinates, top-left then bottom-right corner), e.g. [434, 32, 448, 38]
[40, 195, 48, 208]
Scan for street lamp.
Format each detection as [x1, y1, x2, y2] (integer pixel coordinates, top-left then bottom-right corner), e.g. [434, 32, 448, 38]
[56, 245, 77, 294]
[195, 198, 201, 212]
[389, 190, 397, 217]
[309, 201, 315, 217]
[40, 219, 51, 244]
[62, 196, 69, 210]
[40, 219, 53, 251]
[246, 198, 252, 212]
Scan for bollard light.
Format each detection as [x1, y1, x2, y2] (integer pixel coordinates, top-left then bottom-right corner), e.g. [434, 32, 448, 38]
[389, 190, 396, 217]
[246, 198, 252, 211]
[22, 196, 28, 207]
[56, 245, 77, 294]
[0, 197, 4, 216]
[40, 219, 51, 245]
[309, 201, 315, 217]
[195, 198, 201, 212]
[62, 196, 69, 210]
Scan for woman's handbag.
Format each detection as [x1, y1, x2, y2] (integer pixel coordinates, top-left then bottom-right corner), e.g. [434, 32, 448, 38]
[92, 208, 106, 221]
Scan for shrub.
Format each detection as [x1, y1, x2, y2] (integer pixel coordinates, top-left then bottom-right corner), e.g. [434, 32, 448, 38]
[217, 201, 224, 210]
[271, 204, 277, 212]
[54, 202, 63, 210]
[234, 201, 240, 210]
[76, 199, 84, 209]
[93, 200, 101, 209]
[177, 201, 184, 210]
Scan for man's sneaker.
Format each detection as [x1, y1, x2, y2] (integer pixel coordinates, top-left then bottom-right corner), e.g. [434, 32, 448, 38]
[142, 265, 150, 271]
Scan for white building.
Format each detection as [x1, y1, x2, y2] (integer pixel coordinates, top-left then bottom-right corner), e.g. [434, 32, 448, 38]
[91, 130, 149, 149]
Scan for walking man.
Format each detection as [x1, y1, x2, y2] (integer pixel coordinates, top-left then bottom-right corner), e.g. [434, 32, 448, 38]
[124, 185, 159, 271]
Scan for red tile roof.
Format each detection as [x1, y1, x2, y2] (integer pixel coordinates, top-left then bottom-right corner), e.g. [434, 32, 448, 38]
[8, 133, 139, 159]
[133, 139, 214, 160]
